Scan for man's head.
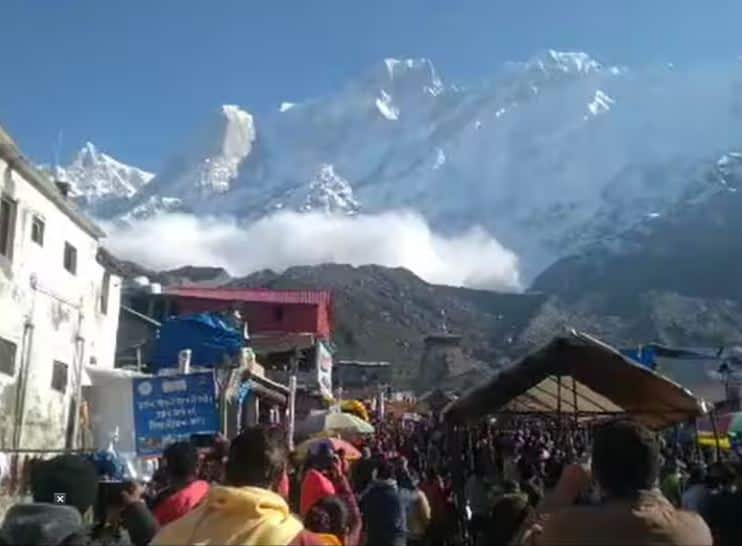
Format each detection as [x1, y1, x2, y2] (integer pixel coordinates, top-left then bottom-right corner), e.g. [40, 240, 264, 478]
[30, 455, 98, 516]
[591, 419, 660, 498]
[488, 494, 532, 545]
[163, 441, 199, 483]
[502, 480, 520, 494]
[225, 426, 288, 489]
[687, 465, 706, 487]
[307, 440, 335, 472]
[305, 496, 350, 540]
[375, 460, 395, 481]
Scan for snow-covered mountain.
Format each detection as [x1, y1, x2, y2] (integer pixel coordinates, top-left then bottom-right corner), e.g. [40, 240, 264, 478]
[67, 50, 742, 279]
[55, 142, 153, 202]
[48, 142, 154, 215]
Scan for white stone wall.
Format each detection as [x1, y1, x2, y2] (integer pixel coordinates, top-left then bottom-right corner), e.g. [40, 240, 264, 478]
[0, 158, 121, 449]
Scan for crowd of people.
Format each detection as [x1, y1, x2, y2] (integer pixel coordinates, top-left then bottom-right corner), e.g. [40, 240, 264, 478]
[1, 414, 741, 545]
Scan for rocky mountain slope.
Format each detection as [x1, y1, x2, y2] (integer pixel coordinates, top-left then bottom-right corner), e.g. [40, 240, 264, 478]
[532, 150, 742, 345]
[107, 251, 742, 393]
[228, 264, 546, 386]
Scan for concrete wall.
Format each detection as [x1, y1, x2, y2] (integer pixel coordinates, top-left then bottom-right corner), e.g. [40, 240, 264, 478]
[0, 158, 121, 449]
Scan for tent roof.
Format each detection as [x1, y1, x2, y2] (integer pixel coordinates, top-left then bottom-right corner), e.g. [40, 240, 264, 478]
[443, 331, 708, 430]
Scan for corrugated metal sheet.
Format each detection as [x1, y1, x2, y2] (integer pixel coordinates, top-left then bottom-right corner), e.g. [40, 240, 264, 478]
[164, 286, 331, 305]
[165, 286, 333, 338]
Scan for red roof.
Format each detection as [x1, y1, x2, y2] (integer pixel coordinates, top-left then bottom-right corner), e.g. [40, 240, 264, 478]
[163, 286, 332, 305]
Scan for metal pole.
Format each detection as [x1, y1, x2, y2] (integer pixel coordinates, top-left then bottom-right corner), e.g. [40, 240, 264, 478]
[136, 346, 142, 372]
[557, 375, 563, 441]
[178, 349, 191, 374]
[287, 375, 297, 451]
[572, 375, 578, 430]
[70, 335, 85, 449]
[378, 387, 386, 421]
[12, 320, 34, 450]
[710, 410, 722, 461]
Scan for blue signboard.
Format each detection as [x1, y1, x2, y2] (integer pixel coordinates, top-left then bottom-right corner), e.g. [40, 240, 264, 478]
[132, 372, 219, 456]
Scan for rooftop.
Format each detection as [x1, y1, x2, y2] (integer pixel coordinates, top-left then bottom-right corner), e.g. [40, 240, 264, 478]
[337, 360, 391, 368]
[164, 286, 332, 305]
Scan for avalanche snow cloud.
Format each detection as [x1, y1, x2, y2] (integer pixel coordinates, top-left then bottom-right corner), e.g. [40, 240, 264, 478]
[103, 211, 522, 291]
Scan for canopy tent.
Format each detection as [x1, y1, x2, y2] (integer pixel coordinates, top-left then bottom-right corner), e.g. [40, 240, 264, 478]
[443, 331, 707, 430]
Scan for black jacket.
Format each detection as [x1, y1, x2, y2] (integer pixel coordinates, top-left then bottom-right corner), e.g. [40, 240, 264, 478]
[360, 480, 406, 546]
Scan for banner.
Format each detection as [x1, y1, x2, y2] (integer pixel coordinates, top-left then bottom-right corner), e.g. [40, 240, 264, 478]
[132, 372, 219, 456]
[316, 341, 333, 400]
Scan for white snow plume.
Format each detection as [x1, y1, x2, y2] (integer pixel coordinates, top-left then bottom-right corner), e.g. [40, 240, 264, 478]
[103, 210, 521, 291]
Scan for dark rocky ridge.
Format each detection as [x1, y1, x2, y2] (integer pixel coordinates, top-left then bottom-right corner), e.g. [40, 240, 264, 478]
[102, 173, 742, 390]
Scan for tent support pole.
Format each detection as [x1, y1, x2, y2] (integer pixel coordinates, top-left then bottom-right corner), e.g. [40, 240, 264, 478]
[572, 376, 578, 430]
[557, 376, 562, 439]
[710, 410, 721, 461]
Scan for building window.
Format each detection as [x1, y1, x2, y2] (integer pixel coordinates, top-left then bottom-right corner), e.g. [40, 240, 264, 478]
[51, 361, 68, 393]
[100, 271, 111, 314]
[31, 216, 45, 246]
[274, 305, 284, 322]
[0, 337, 17, 376]
[0, 195, 17, 259]
[63, 242, 77, 274]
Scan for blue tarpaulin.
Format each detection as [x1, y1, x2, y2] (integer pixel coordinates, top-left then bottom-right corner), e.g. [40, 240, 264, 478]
[150, 312, 244, 372]
[621, 344, 723, 371]
[620, 346, 658, 370]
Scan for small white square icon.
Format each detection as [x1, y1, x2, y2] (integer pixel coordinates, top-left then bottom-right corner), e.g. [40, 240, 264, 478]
[53, 493, 66, 504]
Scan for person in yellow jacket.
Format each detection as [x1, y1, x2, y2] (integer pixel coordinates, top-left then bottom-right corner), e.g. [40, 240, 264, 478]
[152, 427, 326, 546]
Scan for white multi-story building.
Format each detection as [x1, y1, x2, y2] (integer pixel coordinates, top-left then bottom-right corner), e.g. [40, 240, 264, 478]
[0, 125, 121, 450]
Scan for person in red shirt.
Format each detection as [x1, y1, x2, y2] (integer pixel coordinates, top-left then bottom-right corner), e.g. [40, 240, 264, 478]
[300, 444, 337, 518]
[151, 442, 210, 526]
[420, 468, 454, 546]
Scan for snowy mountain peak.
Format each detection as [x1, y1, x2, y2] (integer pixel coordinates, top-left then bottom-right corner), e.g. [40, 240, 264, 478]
[518, 49, 605, 77]
[79, 141, 99, 162]
[51, 142, 154, 208]
[371, 57, 444, 95]
[302, 164, 359, 214]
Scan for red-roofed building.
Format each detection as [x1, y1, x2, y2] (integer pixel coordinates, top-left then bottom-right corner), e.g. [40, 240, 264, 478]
[160, 286, 333, 339]
[124, 285, 335, 421]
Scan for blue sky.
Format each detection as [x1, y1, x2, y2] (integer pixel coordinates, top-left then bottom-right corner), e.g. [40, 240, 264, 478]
[3, 0, 742, 171]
